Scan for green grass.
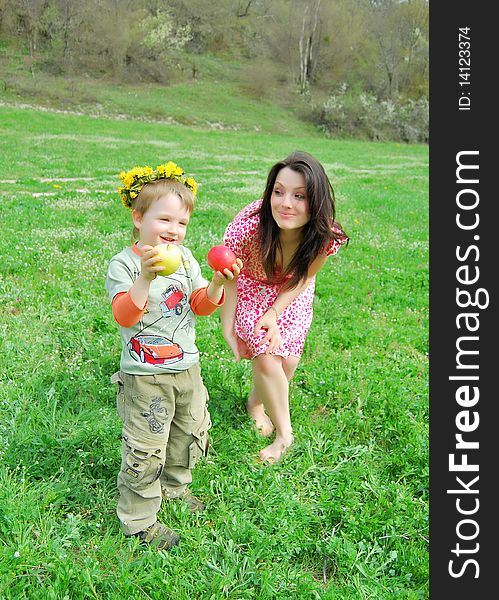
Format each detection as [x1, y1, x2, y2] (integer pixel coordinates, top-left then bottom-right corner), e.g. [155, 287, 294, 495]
[0, 105, 428, 599]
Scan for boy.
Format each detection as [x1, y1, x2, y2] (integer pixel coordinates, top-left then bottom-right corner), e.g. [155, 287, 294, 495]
[105, 162, 241, 549]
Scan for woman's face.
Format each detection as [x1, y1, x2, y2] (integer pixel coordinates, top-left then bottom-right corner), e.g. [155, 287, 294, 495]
[270, 167, 310, 232]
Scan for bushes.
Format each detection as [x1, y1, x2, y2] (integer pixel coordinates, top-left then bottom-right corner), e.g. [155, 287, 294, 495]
[310, 84, 428, 144]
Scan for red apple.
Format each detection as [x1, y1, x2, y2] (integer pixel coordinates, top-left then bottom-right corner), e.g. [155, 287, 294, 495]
[207, 245, 237, 272]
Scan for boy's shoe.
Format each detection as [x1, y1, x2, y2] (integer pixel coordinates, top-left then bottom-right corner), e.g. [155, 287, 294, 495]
[181, 489, 206, 512]
[131, 522, 180, 550]
[163, 488, 206, 512]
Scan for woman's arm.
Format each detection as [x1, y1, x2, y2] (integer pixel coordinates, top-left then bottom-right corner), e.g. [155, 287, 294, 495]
[254, 254, 328, 353]
[220, 279, 237, 333]
[220, 279, 242, 361]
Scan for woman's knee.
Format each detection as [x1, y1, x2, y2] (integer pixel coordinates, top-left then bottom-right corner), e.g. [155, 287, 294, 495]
[282, 356, 300, 381]
[252, 353, 284, 377]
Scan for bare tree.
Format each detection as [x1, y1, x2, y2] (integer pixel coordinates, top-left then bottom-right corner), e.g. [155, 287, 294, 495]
[3, 0, 49, 75]
[367, 0, 428, 99]
[237, 0, 256, 18]
[298, 0, 321, 94]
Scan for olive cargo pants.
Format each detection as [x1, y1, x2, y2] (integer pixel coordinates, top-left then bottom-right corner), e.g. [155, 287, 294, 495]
[112, 364, 211, 535]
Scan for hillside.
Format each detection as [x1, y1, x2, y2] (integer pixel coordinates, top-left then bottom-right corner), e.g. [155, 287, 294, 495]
[0, 51, 318, 136]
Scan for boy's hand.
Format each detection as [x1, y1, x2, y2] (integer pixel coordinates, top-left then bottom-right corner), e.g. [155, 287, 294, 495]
[211, 258, 243, 287]
[138, 245, 164, 281]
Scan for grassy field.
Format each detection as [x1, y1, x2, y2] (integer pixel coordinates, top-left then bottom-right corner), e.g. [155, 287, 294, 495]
[0, 104, 428, 599]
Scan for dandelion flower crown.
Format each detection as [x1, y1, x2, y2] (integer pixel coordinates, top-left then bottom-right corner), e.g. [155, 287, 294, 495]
[118, 161, 198, 208]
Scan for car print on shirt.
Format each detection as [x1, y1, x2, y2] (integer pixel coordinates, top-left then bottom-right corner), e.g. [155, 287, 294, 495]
[159, 284, 188, 317]
[128, 334, 184, 365]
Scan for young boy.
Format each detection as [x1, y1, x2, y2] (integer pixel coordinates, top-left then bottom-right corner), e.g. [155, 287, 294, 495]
[105, 162, 241, 550]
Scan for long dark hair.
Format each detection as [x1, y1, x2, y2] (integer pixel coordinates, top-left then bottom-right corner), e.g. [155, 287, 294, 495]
[256, 151, 348, 289]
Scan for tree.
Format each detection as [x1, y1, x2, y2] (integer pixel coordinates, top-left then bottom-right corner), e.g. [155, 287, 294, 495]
[39, 0, 85, 72]
[365, 0, 428, 99]
[140, 7, 192, 55]
[1, 0, 50, 74]
[0, 0, 428, 102]
[298, 0, 321, 93]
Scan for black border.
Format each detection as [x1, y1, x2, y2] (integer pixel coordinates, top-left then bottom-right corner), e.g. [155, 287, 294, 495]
[430, 3, 496, 596]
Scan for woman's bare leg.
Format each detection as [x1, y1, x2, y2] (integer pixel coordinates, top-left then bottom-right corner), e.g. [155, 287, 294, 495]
[246, 355, 300, 438]
[246, 388, 274, 436]
[252, 354, 294, 462]
[282, 355, 300, 381]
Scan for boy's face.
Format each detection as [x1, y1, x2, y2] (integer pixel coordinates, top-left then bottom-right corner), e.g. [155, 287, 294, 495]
[132, 193, 191, 247]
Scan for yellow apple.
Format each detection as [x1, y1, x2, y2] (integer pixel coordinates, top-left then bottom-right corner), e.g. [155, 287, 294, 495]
[154, 243, 182, 276]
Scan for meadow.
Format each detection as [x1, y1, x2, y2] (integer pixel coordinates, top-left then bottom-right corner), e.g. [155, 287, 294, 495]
[0, 104, 428, 599]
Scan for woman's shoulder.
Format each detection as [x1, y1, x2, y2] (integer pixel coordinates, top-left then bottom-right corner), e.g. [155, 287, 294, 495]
[332, 221, 349, 243]
[226, 199, 261, 234]
[223, 200, 262, 251]
[233, 199, 262, 222]
[321, 223, 349, 257]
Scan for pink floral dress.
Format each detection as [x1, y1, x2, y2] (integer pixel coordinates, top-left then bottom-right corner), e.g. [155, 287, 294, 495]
[223, 199, 342, 359]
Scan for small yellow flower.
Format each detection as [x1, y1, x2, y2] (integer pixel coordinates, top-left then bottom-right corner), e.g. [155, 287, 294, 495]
[185, 177, 197, 195]
[137, 166, 152, 178]
[156, 164, 167, 177]
[122, 173, 135, 188]
[164, 161, 177, 177]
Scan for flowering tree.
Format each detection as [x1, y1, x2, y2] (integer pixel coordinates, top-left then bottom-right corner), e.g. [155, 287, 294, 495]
[141, 8, 192, 54]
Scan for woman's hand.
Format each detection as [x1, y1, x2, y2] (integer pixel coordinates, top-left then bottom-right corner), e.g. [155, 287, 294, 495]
[223, 330, 251, 362]
[254, 308, 282, 354]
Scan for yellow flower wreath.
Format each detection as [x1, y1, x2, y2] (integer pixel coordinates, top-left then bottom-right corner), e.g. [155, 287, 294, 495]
[118, 161, 197, 208]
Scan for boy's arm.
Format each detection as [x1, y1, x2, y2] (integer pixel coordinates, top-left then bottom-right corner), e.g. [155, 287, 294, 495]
[190, 258, 243, 316]
[128, 245, 164, 308]
[112, 291, 147, 327]
[206, 276, 225, 305]
[190, 287, 225, 316]
[107, 245, 163, 327]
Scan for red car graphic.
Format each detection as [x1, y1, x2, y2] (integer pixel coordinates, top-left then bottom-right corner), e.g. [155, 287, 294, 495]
[129, 335, 183, 365]
[160, 284, 187, 316]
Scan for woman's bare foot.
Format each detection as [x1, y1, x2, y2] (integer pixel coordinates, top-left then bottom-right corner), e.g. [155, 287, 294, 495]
[259, 434, 294, 464]
[246, 392, 274, 437]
